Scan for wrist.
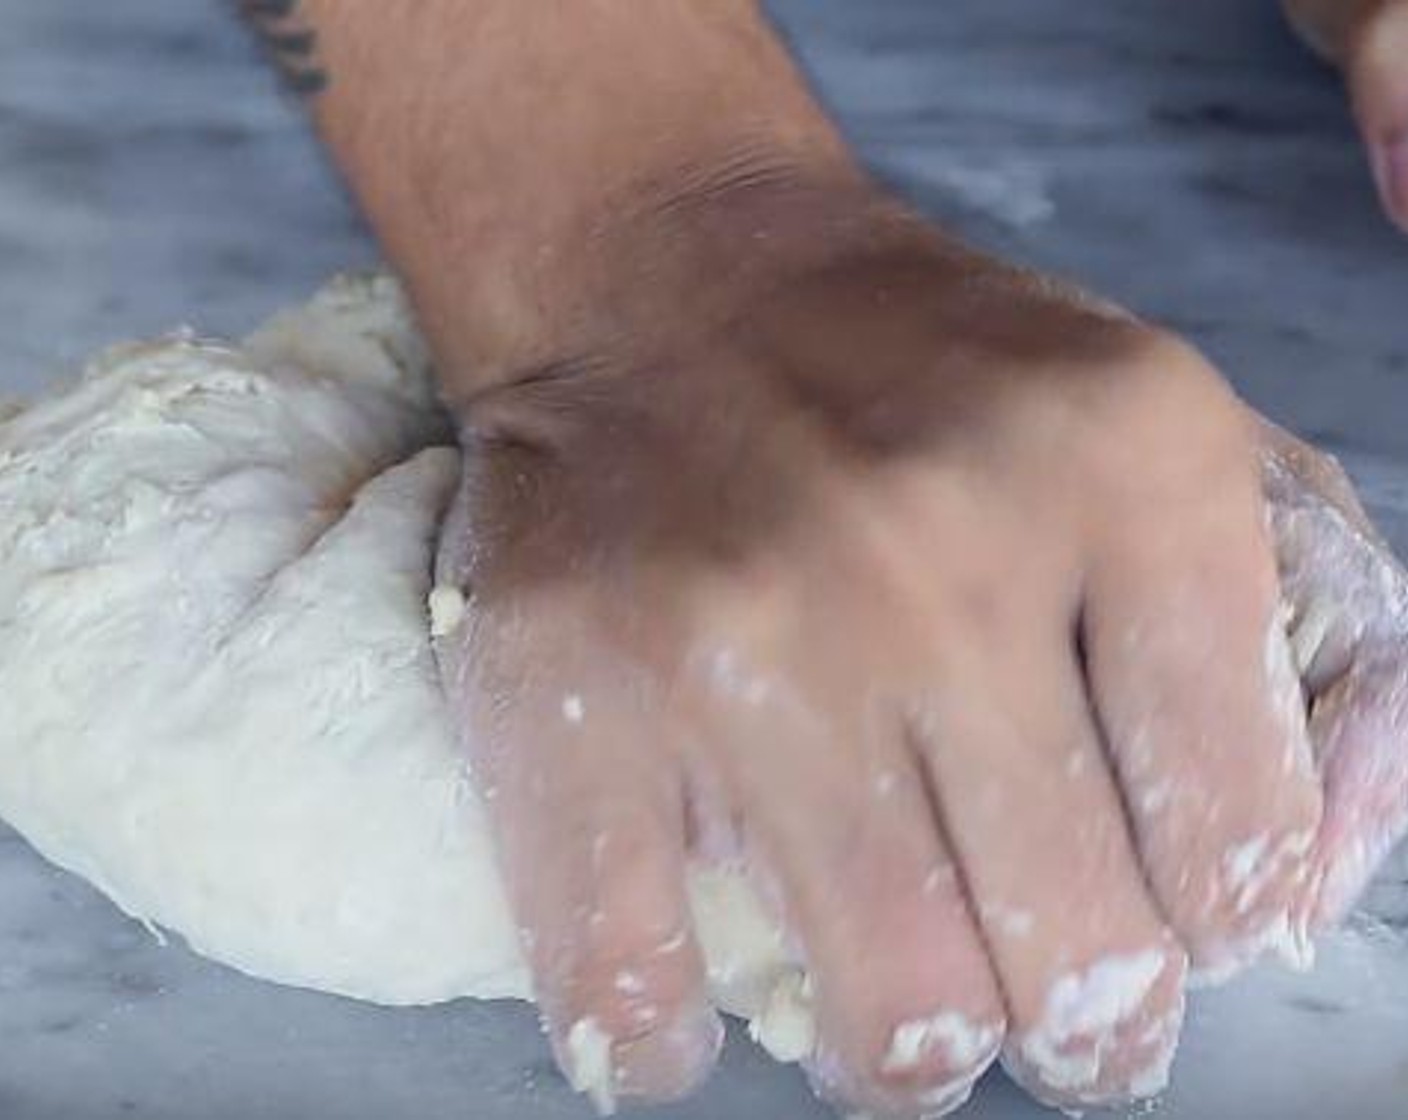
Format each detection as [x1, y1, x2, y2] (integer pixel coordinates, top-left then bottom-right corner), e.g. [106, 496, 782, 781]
[298, 0, 874, 402]
[442, 156, 950, 415]
[405, 142, 887, 409]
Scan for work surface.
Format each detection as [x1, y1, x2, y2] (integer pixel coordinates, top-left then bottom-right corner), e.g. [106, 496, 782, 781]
[1, 2, 1406, 1118]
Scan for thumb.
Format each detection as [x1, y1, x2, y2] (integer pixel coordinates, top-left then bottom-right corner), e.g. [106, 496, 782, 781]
[1347, 1, 1408, 232]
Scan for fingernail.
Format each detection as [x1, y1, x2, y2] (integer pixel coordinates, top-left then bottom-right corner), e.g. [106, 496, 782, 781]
[1370, 133, 1408, 232]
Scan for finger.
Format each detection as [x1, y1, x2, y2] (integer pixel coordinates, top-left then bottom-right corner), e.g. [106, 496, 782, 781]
[1263, 425, 1408, 926]
[1349, 1, 1408, 232]
[694, 649, 1006, 1119]
[912, 609, 1186, 1111]
[1262, 424, 1387, 696]
[435, 592, 721, 1112]
[1306, 652, 1408, 923]
[1083, 495, 1322, 984]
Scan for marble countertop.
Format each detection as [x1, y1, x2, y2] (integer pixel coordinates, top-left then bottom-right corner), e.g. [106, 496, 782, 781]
[1, 2, 1405, 1118]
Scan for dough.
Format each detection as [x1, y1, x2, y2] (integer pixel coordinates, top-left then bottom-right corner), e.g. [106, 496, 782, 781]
[0, 276, 798, 1035]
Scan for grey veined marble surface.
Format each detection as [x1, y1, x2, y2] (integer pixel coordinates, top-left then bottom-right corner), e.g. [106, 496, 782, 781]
[0, 1, 1406, 1118]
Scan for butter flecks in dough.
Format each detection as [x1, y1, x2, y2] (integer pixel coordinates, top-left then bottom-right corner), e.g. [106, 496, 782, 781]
[0, 275, 796, 1034]
[428, 584, 467, 637]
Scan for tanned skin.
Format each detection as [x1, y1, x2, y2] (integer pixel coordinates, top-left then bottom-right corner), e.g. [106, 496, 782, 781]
[234, 3, 1408, 1115]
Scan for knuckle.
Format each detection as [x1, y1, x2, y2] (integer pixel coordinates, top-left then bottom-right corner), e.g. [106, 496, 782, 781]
[1069, 329, 1254, 511]
[1119, 338, 1243, 452]
[1121, 327, 1223, 391]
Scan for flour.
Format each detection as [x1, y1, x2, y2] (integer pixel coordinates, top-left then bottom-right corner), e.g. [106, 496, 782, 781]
[565, 1017, 616, 1114]
[427, 584, 466, 637]
[883, 1010, 1001, 1074]
[1007, 945, 1182, 1104]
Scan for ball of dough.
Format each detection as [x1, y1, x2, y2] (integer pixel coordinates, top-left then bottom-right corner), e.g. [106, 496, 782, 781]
[0, 276, 797, 1030]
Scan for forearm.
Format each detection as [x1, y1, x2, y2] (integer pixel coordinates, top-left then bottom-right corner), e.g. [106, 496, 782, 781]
[249, 1, 862, 401]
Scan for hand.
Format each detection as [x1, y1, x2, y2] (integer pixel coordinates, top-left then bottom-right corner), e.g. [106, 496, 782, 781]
[1263, 422, 1408, 927]
[275, 2, 1405, 1112]
[1284, 0, 1408, 232]
[433, 177, 1327, 1116]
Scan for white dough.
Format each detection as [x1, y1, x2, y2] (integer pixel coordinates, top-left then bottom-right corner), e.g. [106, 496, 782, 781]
[0, 275, 796, 1029]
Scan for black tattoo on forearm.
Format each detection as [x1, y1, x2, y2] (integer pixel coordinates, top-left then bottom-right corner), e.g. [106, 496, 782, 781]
[237, 0, 328, 97]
